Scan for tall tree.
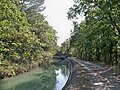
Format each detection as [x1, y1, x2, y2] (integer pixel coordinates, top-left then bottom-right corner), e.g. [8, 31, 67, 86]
[0, 0, 57, 78]
[62, 0, 120, 66]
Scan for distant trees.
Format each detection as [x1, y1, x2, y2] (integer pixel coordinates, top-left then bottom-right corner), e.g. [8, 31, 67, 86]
[0, 0, 57, 78]
[61, 0, 120, 66]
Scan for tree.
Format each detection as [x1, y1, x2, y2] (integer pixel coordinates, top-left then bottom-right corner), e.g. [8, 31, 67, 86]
[63, 0, 120, 66]
[19, 0, 45, 12]
[0, 0, 57, 78]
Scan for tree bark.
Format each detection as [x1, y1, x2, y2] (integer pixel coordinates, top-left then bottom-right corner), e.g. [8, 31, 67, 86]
[108, 15, 120, 36]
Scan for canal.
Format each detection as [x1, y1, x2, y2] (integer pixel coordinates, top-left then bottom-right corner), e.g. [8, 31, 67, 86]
[0, 58, 69, 90]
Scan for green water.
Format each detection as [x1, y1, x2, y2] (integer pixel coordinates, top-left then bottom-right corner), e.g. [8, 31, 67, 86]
[0, 59, 69, 90]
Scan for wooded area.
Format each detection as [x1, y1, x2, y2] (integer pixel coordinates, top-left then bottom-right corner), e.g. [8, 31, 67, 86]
[0, 0, 57, 78]
[61, 0, 120, 67]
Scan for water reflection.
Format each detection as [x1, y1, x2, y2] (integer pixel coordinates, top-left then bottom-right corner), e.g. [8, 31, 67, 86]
[0, 66, 56, 90]
[0, 59, 69, 90]
[55, 69, 69, 90]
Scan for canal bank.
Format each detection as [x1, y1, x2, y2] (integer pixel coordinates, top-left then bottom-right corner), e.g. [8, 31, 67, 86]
[0, 58, 69, 90]
[62, 57, 120, 90]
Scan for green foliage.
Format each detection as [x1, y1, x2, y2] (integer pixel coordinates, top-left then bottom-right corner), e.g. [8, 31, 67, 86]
[26, 7, 57, 63]
[0, 0, 57, 78]
[61, 0, 120, 66]
[19, 0, 45, 12]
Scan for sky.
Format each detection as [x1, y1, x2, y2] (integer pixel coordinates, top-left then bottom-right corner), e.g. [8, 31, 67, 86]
[42, 0, 84, 46]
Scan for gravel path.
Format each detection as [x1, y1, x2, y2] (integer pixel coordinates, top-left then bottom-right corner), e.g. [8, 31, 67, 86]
[62, 57, 120, 90]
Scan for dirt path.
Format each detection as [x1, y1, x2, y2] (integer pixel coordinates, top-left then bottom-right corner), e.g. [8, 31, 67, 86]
[62, 57, 120, 90]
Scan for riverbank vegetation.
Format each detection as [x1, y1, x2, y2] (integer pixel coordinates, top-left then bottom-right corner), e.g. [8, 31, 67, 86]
[0, 58, 69, 90]
[0, 0, 57, 79]
[61, 0, 120, 68]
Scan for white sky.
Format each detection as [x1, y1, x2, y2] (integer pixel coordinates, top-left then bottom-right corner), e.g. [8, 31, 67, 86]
[42, 0, 84, 46]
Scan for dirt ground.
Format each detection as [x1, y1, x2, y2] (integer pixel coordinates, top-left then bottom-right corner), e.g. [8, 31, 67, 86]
[62, 57, 120, 90]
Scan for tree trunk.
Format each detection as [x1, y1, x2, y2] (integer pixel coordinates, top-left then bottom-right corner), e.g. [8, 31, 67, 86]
[115, 41, 118, 65]
[109, 42, 113, 65]
[108, 15, 120, 36]
[96, 47, 100, 62]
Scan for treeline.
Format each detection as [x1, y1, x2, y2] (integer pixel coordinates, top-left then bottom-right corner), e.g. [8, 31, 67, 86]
[61, 0, 120, 67]
[0, 0, 57, 78]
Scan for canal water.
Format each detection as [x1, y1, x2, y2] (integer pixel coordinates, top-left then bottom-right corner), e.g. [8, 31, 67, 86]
[0, 59, 69, 90]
